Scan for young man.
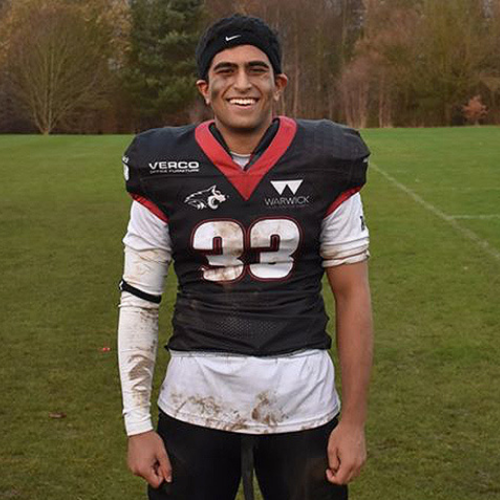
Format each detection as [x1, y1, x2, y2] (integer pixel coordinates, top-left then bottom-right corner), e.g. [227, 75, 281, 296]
[118, 14, 373, 500]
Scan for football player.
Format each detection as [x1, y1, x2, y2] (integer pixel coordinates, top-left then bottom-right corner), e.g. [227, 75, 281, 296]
[118, 14, 373, 500]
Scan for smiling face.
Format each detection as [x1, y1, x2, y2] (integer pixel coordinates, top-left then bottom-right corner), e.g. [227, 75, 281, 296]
[197, 44, 288, 153]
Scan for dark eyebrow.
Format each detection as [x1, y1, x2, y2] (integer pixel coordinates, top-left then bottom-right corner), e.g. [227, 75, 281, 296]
[212, 60, 271, 72]
[247, 61, 271, 69]
[212, 62, 237, 72]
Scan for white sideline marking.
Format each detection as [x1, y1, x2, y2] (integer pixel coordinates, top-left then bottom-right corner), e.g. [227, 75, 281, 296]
[371, 163, 500, 262]
[450, 215, 500, 220]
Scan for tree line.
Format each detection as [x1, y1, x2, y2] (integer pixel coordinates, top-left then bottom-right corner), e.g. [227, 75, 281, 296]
[0, 0, 499, 134]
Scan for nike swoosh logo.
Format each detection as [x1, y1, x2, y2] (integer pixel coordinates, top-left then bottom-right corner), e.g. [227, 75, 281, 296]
[225, 35, 241, 42]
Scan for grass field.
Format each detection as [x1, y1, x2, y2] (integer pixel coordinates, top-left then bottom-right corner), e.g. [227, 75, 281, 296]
[1, 127, 499, 500]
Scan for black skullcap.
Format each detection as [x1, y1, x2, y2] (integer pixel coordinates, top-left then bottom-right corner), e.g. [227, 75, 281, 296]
[196, 14, 282, 80]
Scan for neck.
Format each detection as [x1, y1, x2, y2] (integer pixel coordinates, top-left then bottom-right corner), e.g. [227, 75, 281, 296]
[214, 118, 273, 155]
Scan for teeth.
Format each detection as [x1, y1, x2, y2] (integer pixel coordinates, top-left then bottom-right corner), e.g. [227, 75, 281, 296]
[229, 98, 257, 105]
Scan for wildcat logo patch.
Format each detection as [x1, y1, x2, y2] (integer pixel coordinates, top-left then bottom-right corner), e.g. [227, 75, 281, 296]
[184, 185, 228, 210]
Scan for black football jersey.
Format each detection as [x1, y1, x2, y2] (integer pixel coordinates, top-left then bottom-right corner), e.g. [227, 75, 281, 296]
[123, 117, 369, 356]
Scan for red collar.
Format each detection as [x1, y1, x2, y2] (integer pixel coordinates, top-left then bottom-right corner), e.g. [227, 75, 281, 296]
[194, 116, 298, 201]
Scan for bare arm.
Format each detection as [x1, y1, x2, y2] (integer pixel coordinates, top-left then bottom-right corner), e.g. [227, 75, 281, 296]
[325, 260, 373, 485]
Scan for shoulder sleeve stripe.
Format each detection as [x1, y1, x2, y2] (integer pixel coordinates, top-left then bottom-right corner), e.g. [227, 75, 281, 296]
[324, 186, 362, 218]
[130, 193, 169, 223]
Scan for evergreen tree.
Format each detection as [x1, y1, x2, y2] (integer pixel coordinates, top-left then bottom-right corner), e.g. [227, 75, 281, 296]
[124, 0, 204, 129]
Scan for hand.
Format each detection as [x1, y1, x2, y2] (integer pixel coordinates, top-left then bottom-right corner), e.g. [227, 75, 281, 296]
[326, 420, 367, 485]
[127, 430, 172, 488]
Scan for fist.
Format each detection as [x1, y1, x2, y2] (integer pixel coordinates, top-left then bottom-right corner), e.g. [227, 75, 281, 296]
[127, 431, 172, 489]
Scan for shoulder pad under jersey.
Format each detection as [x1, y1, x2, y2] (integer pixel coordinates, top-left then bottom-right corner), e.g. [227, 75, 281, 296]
[297, 119, 370, 190]
[297, 119, 370, 160]
[122, 125, 196, 197]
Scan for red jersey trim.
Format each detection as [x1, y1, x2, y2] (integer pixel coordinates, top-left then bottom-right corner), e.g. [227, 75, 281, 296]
[194, 116, 298, 201]
[130, 193, 169, 223]
[324, 187, 362, 218]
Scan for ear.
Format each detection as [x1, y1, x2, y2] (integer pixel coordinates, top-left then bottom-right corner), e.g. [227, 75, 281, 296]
[273, 74, 288, 102]
[196, 79, 210, 105]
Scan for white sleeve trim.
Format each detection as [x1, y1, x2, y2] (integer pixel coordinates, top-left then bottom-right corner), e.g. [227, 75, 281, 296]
[320, 193, 370, 267]
[123, 201, 172, 253]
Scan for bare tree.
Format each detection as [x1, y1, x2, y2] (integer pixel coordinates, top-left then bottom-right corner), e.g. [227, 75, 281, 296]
[2, 0, 120, 134]
[338, 55, 371, 128]
[351, 4, 421, 127]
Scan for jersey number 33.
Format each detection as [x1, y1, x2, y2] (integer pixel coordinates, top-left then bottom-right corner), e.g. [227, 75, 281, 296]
[191, 217, 302, 283]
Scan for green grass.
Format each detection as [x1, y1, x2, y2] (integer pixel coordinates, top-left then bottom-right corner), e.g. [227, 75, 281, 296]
[1, 127, 499, 500]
